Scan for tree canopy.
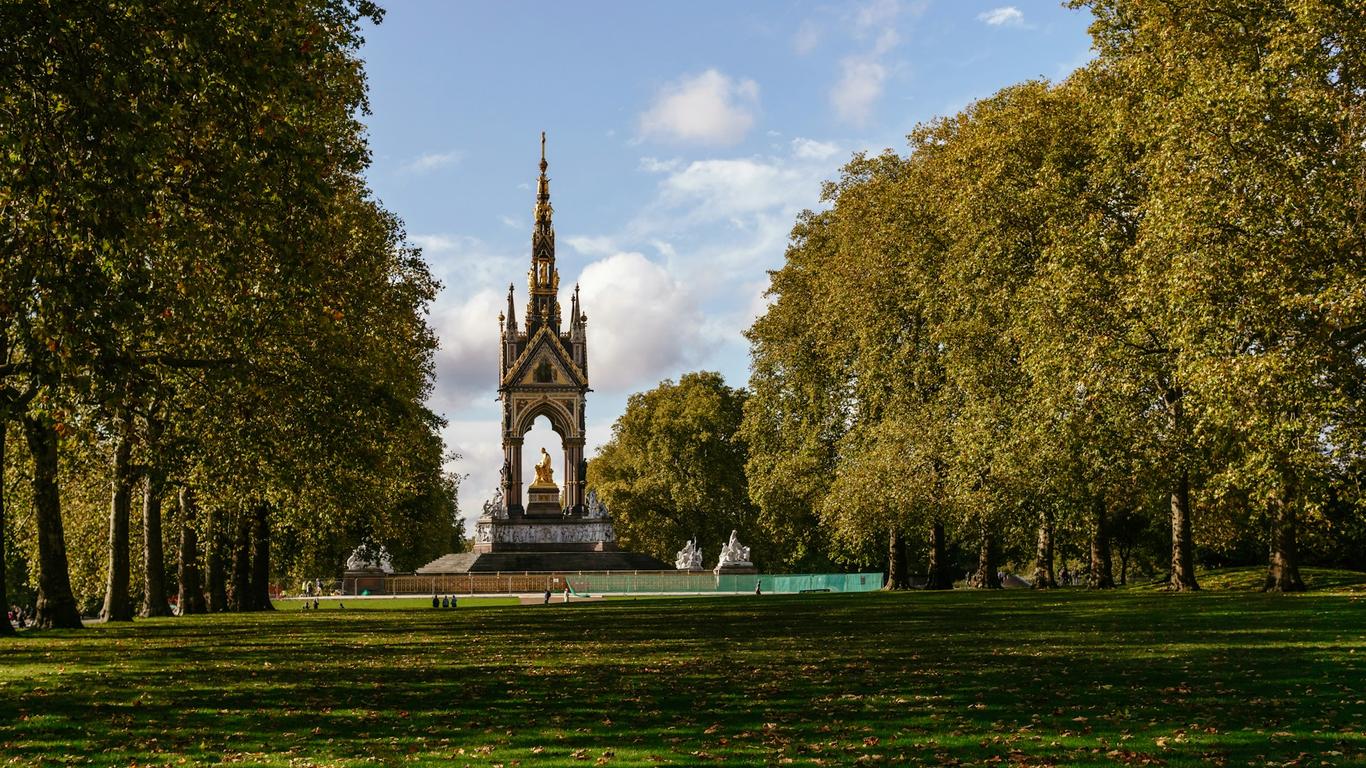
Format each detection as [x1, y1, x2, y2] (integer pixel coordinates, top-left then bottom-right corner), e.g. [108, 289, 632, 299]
[1, 0, 456, 630]
[744, 0, 1365, 589]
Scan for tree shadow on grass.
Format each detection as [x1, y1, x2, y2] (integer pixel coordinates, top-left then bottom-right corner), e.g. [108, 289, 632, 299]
[3, 591, 1365, 766]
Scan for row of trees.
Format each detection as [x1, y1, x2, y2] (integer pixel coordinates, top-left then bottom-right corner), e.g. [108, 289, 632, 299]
[1, 1, 457, 632]
[592, 1, 1364, 590]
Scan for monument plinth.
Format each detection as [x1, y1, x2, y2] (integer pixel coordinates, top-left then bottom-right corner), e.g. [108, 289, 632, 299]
[418, 134, 668, 574]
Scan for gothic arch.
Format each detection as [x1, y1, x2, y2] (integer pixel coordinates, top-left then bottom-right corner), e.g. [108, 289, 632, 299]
[514, 398, 577, 440]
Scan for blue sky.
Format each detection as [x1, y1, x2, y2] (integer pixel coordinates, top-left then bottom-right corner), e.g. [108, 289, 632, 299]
[356, 1, 1096, 523]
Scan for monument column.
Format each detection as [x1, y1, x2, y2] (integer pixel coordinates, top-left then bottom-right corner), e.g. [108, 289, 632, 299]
[504, 438, 524, 517]
[563, 437, 586, 513]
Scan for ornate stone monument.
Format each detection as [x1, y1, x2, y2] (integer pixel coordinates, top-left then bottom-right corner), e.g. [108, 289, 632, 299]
[420, 135, 668, 574]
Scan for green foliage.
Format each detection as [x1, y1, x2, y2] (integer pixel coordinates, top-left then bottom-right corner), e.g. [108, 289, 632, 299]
[0, 0, 453, 621]
[589, 372, 758, 567]
[746, 2, 1366, 586]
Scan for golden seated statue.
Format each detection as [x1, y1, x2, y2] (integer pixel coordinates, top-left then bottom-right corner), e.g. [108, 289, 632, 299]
[529, 447, 558, 490]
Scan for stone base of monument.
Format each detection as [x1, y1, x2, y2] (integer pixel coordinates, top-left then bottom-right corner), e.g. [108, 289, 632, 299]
[524, 484, 563, 518]
[713, 563, 758, 576]
[342, 567, 388, 595]
[473, 517, 619, 553]
[417, 515, 673, 572]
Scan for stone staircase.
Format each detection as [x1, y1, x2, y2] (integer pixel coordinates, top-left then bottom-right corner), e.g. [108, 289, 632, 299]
[417, 550, 670, 574]
[416, 553, 481, 574]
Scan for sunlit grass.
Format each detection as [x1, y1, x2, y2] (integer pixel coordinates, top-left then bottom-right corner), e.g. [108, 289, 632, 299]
[1126, 565, 1366, 592]
[3, 576, 1365, 766]
[274, 596, 520, 610]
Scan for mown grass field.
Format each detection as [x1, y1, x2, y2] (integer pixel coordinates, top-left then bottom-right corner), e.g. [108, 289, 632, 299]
[274, 596, 522, 611]
[3, 569, 1365, 767]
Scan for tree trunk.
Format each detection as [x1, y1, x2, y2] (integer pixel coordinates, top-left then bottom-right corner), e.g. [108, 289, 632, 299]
[886, 528, 910, 590]
[205, 504, 228, 612]
[230, 509, 251, 611]
[1032, 505, 1056, 589]
[101, 412, 136, 622]
[0, 421, 13, 635]
[140, 465, 171, 617]
[1089, 496, 1115, 589]
[1265, 482, 1306, 593]
[925, 521, 953, 589]
[969, 526, 1001, 589]
[1165, 386, 1200, 592]
[176, 488, 206, 615]
[248, 502, 273, 610]
[1169, 469, 1200, 591]
[23, 416, 83, 629]
[1118, 545, 1131, 586]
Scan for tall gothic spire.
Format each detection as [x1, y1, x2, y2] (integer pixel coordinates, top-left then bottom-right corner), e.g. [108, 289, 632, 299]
[535, 131, 552, 226]
[528, 132, 560, 330]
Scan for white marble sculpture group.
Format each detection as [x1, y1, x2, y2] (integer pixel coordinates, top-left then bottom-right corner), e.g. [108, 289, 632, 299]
[345, 543, 394, 573]
[674, 538, 703, 570]
[717, 529, 752, 568]
[676, 530, 752, 571]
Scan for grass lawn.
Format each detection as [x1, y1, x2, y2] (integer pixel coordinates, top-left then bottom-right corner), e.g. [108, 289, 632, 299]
[3, 572, 1365, 767]
[274, 597, 521, 611]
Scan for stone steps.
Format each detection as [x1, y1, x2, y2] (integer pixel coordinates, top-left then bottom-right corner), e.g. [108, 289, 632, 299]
[416, 551, 670, 574]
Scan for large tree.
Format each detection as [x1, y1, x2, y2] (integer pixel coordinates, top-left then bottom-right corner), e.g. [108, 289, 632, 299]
[1081, 0, 1366, 590]
[590, 372, 755, 567]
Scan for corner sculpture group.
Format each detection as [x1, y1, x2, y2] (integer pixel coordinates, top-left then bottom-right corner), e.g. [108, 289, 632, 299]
[675, 530, 753, 574]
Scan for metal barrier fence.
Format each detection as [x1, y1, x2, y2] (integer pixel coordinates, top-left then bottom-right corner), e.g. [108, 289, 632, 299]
[361, 571, 883, 596]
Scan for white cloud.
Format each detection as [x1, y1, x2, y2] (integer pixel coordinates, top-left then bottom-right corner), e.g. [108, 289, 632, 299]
[856, 0, 900, 30]
[978, 6, 1026, 27]
[620, 142, 844, 337]
[401, 150, 462, 174]
[653, 157, 814, 220]
[638, 156, 682, 174]
[565, 235, 617, 257]
[793, 19, 822, 55]
[410, 233, 462, 254]
[410, 234, 519, 288]
[791, 137, 842, 160]
[429, 288, 504, 413]
[576, 252, 703, 393]
[440, 419, 503, 527]
[827, 0, 904, 126]
[638, 69, 760, 146]
[631, 141, 842, 258]
[831, 57, 889, 126]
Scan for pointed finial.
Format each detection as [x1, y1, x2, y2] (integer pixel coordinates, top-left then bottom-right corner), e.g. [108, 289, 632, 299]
[535, 132, 552, 224]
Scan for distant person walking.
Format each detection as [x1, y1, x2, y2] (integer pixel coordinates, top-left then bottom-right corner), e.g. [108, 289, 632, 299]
[543, 589, 551, 605]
